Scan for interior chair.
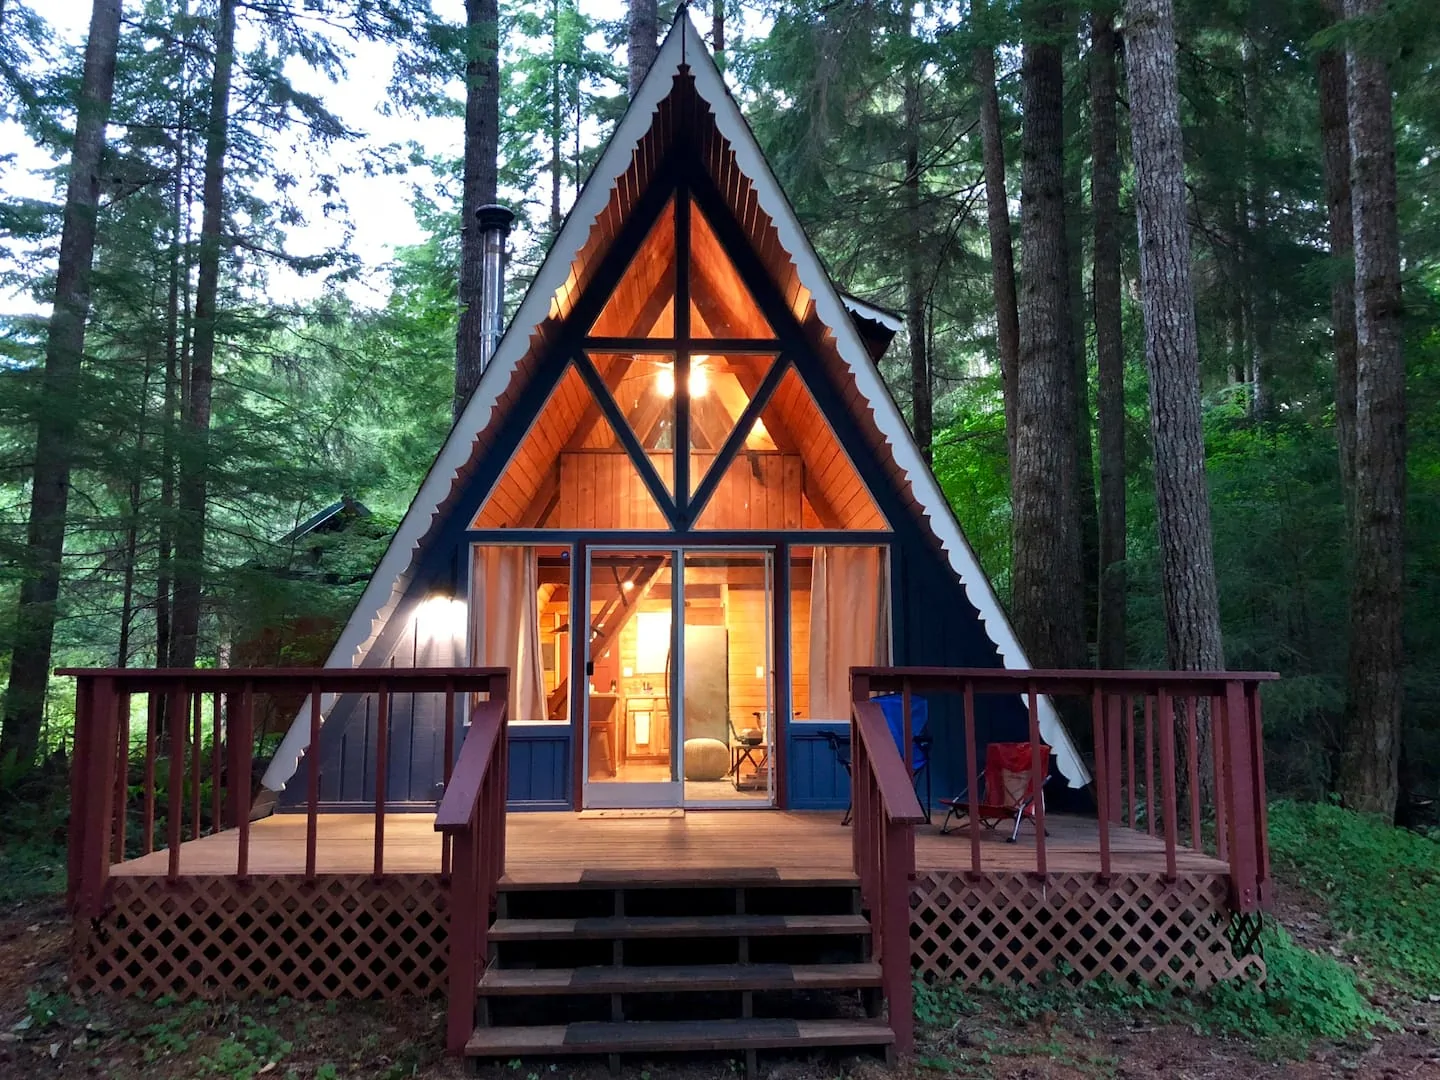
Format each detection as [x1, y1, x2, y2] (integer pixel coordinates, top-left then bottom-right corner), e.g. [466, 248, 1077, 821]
[820, 694, 932, 825]
[938, 742, 1051, 842]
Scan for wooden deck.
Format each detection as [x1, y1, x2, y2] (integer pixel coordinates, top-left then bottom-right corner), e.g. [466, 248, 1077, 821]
[110, 809, 1230, 883]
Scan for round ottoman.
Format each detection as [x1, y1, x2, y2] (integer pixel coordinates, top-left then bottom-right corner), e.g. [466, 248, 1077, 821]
[683, 737, 730, 782]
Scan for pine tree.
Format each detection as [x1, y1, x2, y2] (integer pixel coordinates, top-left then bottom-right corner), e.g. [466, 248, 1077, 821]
[1, 0, 123, 772]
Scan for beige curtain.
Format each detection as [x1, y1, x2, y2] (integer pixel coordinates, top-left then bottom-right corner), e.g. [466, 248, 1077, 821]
[808, 546, 890, 721]
[472, 546, 546, 721]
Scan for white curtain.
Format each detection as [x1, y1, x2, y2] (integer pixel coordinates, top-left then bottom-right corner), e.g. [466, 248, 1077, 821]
[808, 546, 890, 721]
[472, 546, 547, 722]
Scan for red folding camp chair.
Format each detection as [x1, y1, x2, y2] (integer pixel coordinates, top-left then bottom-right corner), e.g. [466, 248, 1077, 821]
[938, 742, 1051, 843]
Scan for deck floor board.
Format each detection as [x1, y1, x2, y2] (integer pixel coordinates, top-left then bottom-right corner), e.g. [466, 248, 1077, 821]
[109, 810, 1230, 881]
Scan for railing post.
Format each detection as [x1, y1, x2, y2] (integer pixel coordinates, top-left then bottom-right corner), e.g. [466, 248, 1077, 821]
[1125, 694, 1137, 830]
[227, 682, 254, 879]
[66, 676, 94, 913]
[446, 820, 479, 1054]
[143, 692, 156, 855]
[190, 692, 202, 840]
[1185, 696, 1202, 851]
[166, 682, 187, 882]
[78, 676, 120, 917]
[1222, 680, 1261, 912]
[492, 672, 510, 879]
[882, 816, 915, 1056]
[306, 680, 321, 880]
[374, 682, 390, 879]
[1248, 684, 1271, 906]
[112, 690, 129, 863]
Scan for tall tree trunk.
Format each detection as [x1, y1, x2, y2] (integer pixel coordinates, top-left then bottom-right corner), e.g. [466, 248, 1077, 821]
[1065, 31, 1098, 661]
[903, 19, 932, 463]
[1124, 0, 1225, 680]
[973, 0, 1020, 466]
[0, 0, 123, 772]
[627, 0, 658, 97]
[169, 0, 234, 670]
[1092, 6, 1126, 670]
[1012, 0, 1085, 671]
[455, 0, 501, 418]
[1337, 0, 1405, 818]
[1240, 38, 1271, 420]
[1318, 6, 1357, 527]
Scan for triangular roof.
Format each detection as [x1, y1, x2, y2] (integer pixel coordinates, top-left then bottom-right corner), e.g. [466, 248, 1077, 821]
[261, 14, 1087, 791]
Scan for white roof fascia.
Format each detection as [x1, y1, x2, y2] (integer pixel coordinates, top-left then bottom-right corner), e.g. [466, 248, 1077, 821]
[840, 293, 904, 334]
[676, 19, 1090, 787]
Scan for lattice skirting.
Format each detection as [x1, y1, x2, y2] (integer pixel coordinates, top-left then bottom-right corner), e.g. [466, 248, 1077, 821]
[72, 875, 449, 1000]
[910, 872, 1266, 987]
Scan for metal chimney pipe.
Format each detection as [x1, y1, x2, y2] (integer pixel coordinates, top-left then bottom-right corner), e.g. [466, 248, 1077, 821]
[476, 203, 515, 372]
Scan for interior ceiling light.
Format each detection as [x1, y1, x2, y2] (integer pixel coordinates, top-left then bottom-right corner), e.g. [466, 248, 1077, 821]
[655, 358, 709, 398]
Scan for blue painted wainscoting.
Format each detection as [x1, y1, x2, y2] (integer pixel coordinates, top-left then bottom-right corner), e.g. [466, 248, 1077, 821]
[506, 723, 572, 811]
[787, 722, 850, 811]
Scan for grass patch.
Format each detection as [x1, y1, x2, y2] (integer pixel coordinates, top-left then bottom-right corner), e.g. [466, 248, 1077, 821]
[914, 922, 1387, 1059]
[1269, 799, 1440, 992]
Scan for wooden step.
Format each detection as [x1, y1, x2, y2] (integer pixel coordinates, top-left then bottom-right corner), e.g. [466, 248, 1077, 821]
[499, 869, 861, 891]
[464, 1017, 895, 1056]
[478, 962, 882, 996]
[489, 913, 870, 942]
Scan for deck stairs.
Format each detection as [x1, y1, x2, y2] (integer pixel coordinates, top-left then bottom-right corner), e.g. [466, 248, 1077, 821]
[464, 871, 895, 1070]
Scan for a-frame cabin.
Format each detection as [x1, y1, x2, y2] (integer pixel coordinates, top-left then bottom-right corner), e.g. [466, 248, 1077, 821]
[62, 14, 1275, 1070]
[259, 15, 1087, 815]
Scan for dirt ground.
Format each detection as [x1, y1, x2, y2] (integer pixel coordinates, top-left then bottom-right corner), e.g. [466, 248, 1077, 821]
[0, 890, 1436, 1080]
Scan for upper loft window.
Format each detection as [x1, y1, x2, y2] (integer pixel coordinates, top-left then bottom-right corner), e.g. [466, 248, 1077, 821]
[473, 192, 887, 534]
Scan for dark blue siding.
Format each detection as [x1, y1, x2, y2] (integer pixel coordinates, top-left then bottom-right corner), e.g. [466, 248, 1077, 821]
[507, 726, 571, 809]
[787, 723, 850, 810]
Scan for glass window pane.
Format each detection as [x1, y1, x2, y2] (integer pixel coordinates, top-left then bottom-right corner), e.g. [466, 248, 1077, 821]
[593, 352, 677, 496]
[689, 200, 774, 339]
[590, 196, 676, 339]
[687, 353, 777, 496]
[790, 545, 891, 723]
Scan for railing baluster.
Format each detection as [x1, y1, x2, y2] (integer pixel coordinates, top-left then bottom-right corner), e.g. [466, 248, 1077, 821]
[374, 682, 389, 879]
[1090, 686, 1110, 879]
[900, 677, 913, 797]
[306, 681, 321, 880]
[190, 691, 202, 841]
[1106, 692, 1123, 824]
[234, 683, 254, 879]
[1156, 688, 1179, 881]
[1144, 694, 1156, 837]
[1211, 693, 1228, 861]
[143, 692, 157, 856]
[1125, 694, 1137, 830]
[963, 680, 981, 876]
[1222, 680, 1262, 911]
[211, 693, 222, 834]
[441, 678, 455, 879]
[167, 683, 187, 882]
[1027, 684, 1046, 878]
[112, 692, 129, 863]
[1186, 695, 1202, 851]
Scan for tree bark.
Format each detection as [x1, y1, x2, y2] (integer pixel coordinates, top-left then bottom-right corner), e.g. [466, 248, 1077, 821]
[627, 0, 658, 97]
[1337, 0, 1405, 819]
[0, 0, 123, 772]
[973, 0, 1020, 467]
[903, 17, 932, 463]
[1011, 0, 1086, 671]
[1318, 6, 1357, 527]
[455, 0, 501, 418]
[169, 0, 234, 670]
[1123, 0, 1224, 679]
[1092, 6, 1126, 670]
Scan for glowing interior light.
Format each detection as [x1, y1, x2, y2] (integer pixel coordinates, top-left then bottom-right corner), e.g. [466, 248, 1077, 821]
[689, 362, 708, 397]
[751, 418, 769, 441]
[656, 366, 675, 397]
[621, 580, 634, 591]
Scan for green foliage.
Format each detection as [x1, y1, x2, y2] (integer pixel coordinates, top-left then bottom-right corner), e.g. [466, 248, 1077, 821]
[1198, 924, 1388, 1048]
[1269, 800, 1440, 991]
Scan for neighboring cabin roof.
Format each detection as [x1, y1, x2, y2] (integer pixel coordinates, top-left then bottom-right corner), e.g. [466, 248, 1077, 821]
[260, 13, 1087, 792]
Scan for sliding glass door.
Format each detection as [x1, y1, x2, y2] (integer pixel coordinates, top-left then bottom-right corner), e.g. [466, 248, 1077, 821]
[579, 546, 775, 809]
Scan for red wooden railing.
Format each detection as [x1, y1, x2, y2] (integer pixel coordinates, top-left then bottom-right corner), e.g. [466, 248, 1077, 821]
[61, 667, 509, 922]
[434, 689, 509, 1054]
[849, 673, 927, 1057]
[851, 668, 1278, 913]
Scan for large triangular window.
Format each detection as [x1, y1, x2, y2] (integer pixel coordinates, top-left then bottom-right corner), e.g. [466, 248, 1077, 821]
[589, 196, 676, 340]
[689, 203, 774, 339]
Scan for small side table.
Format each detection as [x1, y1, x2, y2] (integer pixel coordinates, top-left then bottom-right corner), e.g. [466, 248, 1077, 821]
[731, 743, 768, 790]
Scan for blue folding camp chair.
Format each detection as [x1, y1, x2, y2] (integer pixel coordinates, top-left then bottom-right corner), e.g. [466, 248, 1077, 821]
[820, 694, 932, 825]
